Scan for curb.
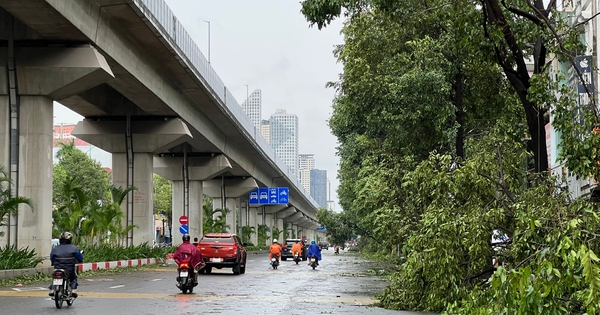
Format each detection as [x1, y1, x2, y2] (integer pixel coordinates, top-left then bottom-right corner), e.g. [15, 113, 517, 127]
[0, 258, 172, 281]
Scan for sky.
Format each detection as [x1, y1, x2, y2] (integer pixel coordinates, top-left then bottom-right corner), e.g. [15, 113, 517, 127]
[53, 0, 345, 211]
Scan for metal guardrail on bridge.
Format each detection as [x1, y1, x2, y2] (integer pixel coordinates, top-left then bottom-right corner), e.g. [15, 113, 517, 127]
[128, 0, 320, 210]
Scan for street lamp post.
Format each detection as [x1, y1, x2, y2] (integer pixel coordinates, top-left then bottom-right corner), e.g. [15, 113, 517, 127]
[244, 84, 249, 103]
[204, 20, 211, 64]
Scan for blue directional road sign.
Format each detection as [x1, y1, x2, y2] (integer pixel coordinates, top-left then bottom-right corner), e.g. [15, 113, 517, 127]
[316, 226, 327, 231]
[248, 187, 289, 205]
[179, 224, 189, 234]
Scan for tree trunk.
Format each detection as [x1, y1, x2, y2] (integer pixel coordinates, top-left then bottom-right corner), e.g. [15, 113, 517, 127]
[484, 0, 549, 173]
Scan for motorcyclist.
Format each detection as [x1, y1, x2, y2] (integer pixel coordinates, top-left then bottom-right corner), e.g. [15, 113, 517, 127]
[173, 234, 204, 286]
[269, 239, 282, 262]
[291, 240, 303, 259]
[307, 240, 322, 266]
[48, 232, 84, 298]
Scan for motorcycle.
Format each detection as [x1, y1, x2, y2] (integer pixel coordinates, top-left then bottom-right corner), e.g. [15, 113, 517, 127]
[51, 269, 76, 309]
[309, 255, 319, 270]
[293, 252, 301, 265]
[334, 246, 340, 255]
[176, 262, 197, 294]
[270, 256, 280, 269]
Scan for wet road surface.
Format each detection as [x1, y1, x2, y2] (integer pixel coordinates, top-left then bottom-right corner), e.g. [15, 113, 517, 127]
[0, 249, 435, 314]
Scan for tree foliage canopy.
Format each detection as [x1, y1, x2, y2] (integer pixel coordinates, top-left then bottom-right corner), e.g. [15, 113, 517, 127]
[301, 0, 600, 313]
[53, 141, 110, 206]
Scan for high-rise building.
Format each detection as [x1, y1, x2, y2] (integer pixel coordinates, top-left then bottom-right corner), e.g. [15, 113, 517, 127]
[241, 89, 262, 130]
[298, 154, 315, 192]
[261, 119, 270, 144]
[270, 109, 299, 174]
[300, 169, 311, 193]
[310, 169, 327, 208]
[299, 154, 315, 170]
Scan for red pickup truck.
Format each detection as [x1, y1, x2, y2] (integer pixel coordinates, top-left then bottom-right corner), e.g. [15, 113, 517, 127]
[197, 233, 247, 275]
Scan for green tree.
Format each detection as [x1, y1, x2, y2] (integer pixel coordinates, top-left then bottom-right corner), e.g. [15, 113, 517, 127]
[53, 141, 110, 206]
[301, 0, 584, 174]
[271, 227, 281, 241]
[52, 177, 136, 246]
[241, 226, 255, 246]
[295, 1, 600, 313]
[202, 196, 229, 233]
[153, 174, 172, 217]
[257, 224, 270, 246]
[316, 209, 353, 246]
[0, 166, 34, 237]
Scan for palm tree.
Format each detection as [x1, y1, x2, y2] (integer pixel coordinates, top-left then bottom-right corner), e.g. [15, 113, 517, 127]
[202, 197, 230, 233]
[241, 226, 255, 245]
[105, 185, 137, 246]
[0, 166, 34, 237]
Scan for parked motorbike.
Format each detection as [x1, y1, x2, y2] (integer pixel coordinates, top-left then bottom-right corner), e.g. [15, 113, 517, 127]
[293, 252, 301, 265]
[334, 246, 340, 255]
[51, 269, 76, 309]
[309, 255, 319, 270]
[270, 256, 280, 269]
[176, 262, 197, 294]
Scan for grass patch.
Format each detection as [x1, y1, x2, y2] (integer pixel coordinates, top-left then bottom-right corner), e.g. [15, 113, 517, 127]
[0, 264, 160, 287]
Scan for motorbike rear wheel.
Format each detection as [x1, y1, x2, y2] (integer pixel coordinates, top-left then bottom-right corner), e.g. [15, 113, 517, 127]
[54, 288, 63, 309]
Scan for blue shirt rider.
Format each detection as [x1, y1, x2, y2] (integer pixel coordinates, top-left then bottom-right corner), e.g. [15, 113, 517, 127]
[48, 232, 84, 298]
[307, 240, 322, 266]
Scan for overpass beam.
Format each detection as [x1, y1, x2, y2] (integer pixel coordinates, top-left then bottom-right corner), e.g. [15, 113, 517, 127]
[0, 44, 113, 259]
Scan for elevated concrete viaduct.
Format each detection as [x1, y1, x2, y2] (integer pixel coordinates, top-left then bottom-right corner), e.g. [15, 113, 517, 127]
[0, 0, 325, 257]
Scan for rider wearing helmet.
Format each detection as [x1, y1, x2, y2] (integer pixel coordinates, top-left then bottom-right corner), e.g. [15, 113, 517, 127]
[291, 239, 303, 259]
[48, 232, 84, 297]
[307, 240, 322, 266]
[269, 239, 282, 262]
[173, 234, 204, 286]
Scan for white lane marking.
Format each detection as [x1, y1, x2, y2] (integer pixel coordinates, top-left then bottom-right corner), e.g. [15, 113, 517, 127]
[11, 287, 47, 292]
[109, 285, 125, 289]
[151, 279, 162, 281]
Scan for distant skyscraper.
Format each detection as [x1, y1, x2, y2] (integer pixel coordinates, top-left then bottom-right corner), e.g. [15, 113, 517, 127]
[327, 179, 335, 211]
[327, 201, 335, 211]
[299, 154, 315, 170]
[270, 109, 299, 174]
[241, 89, 262, 130]
[300, 169, 311, 193]
[261, 119, 270, 144]
[298, 154, 315, 193]
[310, 169, 327, 208]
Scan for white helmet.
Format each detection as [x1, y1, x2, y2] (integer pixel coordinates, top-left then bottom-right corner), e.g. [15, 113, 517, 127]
[273, 239, 278, 243]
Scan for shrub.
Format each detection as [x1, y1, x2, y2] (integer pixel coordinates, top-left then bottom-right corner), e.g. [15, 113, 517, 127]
[80, 243, 175, 262]
[0, 245, 43, 270]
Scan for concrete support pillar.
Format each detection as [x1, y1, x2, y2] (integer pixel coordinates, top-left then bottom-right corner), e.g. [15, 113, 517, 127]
[189, 180, 203, 242]
[113, 153, 154, 246]
[248, 207, 258, 246]
[172, 181, 183, 246]
[0, 45, 114, 258]
[225, 197, 237, 234]
[12, 96, 53, 257]
[0, 95, 8, 244]
[264, 213, 273, 244]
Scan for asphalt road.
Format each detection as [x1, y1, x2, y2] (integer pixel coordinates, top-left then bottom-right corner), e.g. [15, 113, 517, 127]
[0, 249, 434, 314]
